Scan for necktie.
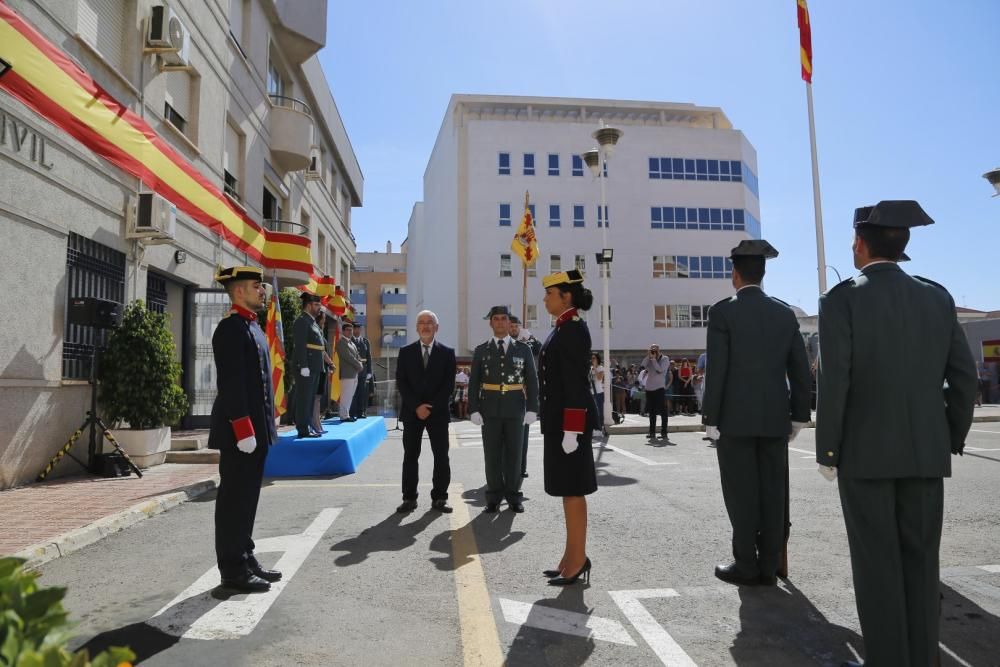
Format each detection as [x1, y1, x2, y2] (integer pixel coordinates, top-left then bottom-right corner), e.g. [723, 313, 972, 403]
[422, 345, 429, 369]
[497, 339, 505, 355]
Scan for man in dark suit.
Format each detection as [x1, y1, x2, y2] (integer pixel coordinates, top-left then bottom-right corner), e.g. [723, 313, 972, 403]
[468, 306, 539, 513]
[208, 266, 281, 593]
[350, 323, 372, 418]
[702, 239, 811, 587]
[291, 293, 325, 438]
[817, 201, 977, 667]
[395, 309, 456, 513]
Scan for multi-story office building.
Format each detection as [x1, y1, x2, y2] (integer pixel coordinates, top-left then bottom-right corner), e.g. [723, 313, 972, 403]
[350, 240, 408, 363]
[0, 0, 362, 488]
[407, 94, 760, 360]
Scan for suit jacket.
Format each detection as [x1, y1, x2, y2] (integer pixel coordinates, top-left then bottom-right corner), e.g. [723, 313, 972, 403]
[816, 263, 977, 478]
[208, 312, 278, 450]
[538, 315, 594, 434]
[337, 336, 364, 379]
[396, 339, 456, 423]
[702, 285, 811, 438]
[291, 312, 325, 375]
[468, 338, 539, 419]
[354, 336, 372, 377]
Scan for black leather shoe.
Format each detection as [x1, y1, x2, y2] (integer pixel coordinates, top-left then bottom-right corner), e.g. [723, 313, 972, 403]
[508, 502, 524, 513]
[396, 499, 418, 513]
[647, 432, 656, 439]
[431, 499, 453, 513]
[220, 573, 271, 593]
[714, 563, 760, 586]
[483, 503, 499, 513]
[250, 563, 282, 583]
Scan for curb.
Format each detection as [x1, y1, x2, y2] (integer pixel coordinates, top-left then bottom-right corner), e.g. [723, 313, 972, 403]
[15, 474, 220, 570]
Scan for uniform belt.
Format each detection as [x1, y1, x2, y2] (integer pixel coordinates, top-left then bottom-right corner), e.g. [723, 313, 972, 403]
[306, 343, 325, 350]
[481, 383, 523, 393]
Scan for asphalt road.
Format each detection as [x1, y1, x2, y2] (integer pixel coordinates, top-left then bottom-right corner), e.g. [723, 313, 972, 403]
[35, 421, 1000, 666]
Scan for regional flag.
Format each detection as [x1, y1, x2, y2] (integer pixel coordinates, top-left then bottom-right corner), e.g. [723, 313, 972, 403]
[265, 275, 287, 417]
[984, 340, 1000, 363]
[330, 325, 342, 402]
[511, 193, 539, 266]
[797, 0, 813, 83]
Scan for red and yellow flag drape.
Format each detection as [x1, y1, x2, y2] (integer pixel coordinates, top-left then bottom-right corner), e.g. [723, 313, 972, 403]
[265, 275, 287, 417]
[0, 2, 312, 283]
[510, 194, 539, 267]
[797, 0, 813, 83]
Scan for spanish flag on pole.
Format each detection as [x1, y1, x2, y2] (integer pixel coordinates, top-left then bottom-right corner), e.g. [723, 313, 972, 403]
[265, 275, 287, 417]
[511, 192, 539, 267]
[797, 0, 813, 83]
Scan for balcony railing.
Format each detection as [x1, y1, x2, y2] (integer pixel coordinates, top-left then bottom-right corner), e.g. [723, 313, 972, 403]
[263, 219, 309, 236]
[381, 314, 406, 327]
[385, 337, 407, 349]
[381, 293, 407, 305]
[269, 95, 313, 174]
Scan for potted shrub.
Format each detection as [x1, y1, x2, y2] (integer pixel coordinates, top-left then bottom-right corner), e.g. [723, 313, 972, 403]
[98, 300, 188, 468]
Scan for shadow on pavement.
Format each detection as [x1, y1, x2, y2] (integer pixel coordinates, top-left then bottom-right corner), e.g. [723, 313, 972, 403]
[504, 584, 596, 667]
[77, 622, 179, 664]
[729, 579, 864, 666]
[939, 581, 1000, 666]
[593, 459, 637, 488]
[427, 509, 524, 571]
[328, 510, 441, 566]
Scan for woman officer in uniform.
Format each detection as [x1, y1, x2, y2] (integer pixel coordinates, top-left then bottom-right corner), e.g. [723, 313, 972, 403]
[538, 269, 597, 585]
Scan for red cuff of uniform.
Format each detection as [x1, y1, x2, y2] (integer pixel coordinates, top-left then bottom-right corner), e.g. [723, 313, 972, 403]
[562, 408, 586, 433]
[231, 416, 255, 440]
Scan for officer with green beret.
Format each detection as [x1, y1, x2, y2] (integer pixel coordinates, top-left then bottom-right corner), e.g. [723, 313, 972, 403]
[291, 292, 325, 439]
[468, 305, 539, 513]
[816, 200, 977, 666]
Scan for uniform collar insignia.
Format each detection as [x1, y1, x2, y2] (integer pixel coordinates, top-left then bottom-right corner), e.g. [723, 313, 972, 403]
[230, 305, 257, 321]
[555, 308, 578, 326]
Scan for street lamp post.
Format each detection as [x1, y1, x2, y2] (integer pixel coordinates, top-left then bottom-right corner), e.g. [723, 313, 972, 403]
[382, 333, 392, 417]
[825, 264, 842, 283]
[581, 122, 623, 430]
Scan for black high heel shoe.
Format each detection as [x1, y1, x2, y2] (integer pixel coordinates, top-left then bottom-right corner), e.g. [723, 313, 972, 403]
[548, 558, 591, 586]
[542, 568, 561, 578]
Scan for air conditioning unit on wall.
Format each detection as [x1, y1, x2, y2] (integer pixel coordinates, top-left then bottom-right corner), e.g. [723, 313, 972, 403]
[147, 5, 191, 69]
[127, 192, 176, 243]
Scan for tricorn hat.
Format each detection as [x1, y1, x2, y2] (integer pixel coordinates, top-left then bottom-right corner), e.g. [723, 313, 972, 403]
[299, 291, 322, 304]
[542, 269, 585, 289]
[729, 239, 779, 260]
[214, 265, 263, 284]
[509, 315, 521, 324]
[853, 200, 934, 228]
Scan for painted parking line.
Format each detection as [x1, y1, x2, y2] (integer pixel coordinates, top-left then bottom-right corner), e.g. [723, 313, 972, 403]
[608, 589, 698, 667]
[498, 598, 635, 646]
[787, 446, 814, 456]
[598, 443, 678, 466]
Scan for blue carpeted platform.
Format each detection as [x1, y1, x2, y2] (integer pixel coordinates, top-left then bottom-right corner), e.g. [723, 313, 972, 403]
[263, 416, 387, 477]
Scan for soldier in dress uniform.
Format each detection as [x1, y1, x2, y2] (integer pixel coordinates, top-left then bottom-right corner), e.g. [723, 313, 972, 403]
[468, 306, 539, 513]
[291, 292, 325, 438]
[510, 315, 541, 478]
[350, 323, 373, 418]
[208, 266, 281, 593]
[702, 240, 811, 587]
[816, 201, 977, 667]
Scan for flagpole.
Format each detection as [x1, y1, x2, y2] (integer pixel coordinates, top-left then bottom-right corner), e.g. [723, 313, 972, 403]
[522, 190, 530, 327]
[805, 82, 827, 294]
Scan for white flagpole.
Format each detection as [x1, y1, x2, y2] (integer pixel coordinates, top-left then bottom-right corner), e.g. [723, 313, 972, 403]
[805, 82, 827, 294]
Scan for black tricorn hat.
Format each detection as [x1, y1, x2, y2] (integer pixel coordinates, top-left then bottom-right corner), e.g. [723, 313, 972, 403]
[509, 315, 521, 324]
[853, 200, 934, 228]
[729, 239, 779, 260]
[214, 265, 263, 284]
[484, 305, 511, 320]
[299, 291, 321, 304]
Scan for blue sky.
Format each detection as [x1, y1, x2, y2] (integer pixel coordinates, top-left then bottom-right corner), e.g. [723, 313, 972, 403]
[320, 0, 999, 314]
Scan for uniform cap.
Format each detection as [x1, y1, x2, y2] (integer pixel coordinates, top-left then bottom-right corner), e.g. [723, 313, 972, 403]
[729, 239, 779, 260]
[299, 291, 322, 304]
[214, 265, 263, 284]
[542, 269, 585, 289]
[853, 200, 934, 228]
[484, 305, 511, 320]
[899, 251, 911, 262]
[509, 315, 521, 324]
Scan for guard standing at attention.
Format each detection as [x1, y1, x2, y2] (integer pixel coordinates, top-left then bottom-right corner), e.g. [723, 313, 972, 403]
[510, 315, 541, 478]
[291, 292, 325, 438]
[209, 266, 281, 593]
[816, 201, 977, 666]
[701, 240, 811, 587]
[468, 306, 539, 513]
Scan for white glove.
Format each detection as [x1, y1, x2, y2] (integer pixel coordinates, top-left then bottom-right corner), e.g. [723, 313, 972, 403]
[470, 412, 483, 426]
[236, 435, 257, 454]
[789, 421, 808, 442]
[562, 431, 579, 454]
[367, 373, 373, 380]
[818, 465, 838, 482]
[523, 411, 537, 425]
[300, 367, 310, 378]
[705, 425, 720, 441]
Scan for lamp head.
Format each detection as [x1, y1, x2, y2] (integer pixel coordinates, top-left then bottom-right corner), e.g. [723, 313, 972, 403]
[592, 124, 623, 158]
[581, 149, 601, 177]
[984, 167, 1000, 197]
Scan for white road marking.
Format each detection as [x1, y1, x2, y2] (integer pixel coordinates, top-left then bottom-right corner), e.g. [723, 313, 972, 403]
[787, 446, 814, 456]
[608, 589, 698, 666]
[939, 643, 973, 667]
[964, 447, 1000, 452]
[499, 598, 635, 646]
[599, 443, 678, 466]
[978, 564, 1000, 573]
[969, 429, 1000, 434]
[148, 507, 341, 640]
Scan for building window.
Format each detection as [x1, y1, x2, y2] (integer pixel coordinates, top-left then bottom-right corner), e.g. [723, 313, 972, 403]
[500, 254, 512, 277]
[651, 256, 732, 279]
[572, 154, 584, 177]
[574, 254, 586, 272]
[572, 204, 585, 228]
[229, 0, 250, 58]
[499, 203, 512, 227]
[597, 205, 609, 228]
[317, 230, 327, 272]
[78, 0, 127, 74]
[526, 304, 538, 329]
[267, 57, 286, 98]
[523, 153, 535, 176]
[498, 152, 511, 175]
[550, 255, 561, 273]
[548, 153, 559, 176]
[527, 262, 536, 278]
[600, 263, 611, 279]
[654, 304, 713, 328]
[223, 120, 243, 202]
[340, 260, 349, 291]
[549, 204, 561, 227]
[164, 71, 193, 136]
[262, 186, 283, 220]
[648, 157, 758, 197]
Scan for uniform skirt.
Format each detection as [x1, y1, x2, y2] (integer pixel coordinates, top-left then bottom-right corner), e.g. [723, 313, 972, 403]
[543, 430, 598, 497]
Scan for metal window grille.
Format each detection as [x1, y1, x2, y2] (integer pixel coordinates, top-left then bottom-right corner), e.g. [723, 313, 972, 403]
[147, 273, 168, 314]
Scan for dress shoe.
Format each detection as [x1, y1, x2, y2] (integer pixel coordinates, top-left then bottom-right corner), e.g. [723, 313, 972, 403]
[483, 503, 499, 513]
[298, 432, 322, 439]
[249, 562, 282, 583]
[714, 563, 760, 586]
[430, 499, 453, 513]
[396, 499, 418, 513]
[341, 417, 356, 423]
[647, 432, 656, 439]
[548, 558, 592, 586]
[220, 573, 271, 593]
[508, 501, 524, 513]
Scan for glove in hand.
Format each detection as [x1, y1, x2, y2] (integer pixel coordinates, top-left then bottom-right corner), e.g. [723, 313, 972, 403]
[300, 367, 310, 378]
[470, 412, 483, 426]
[562, 431, 579, 454]
[236, 436, 256, 454]
[523, 411, 537, 425]
[818, 465, 837, 482]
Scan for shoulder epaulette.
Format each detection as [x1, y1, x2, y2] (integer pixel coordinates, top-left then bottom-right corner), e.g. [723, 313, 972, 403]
[770, 296, 791, 307]
[824, 276, 856, 296]
[711, 295, 735, 309]
[912, 275, 950, 293]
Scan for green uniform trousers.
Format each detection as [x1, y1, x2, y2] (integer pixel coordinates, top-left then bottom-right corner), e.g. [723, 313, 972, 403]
[839, 477, 943, 667]
[482, 416, 524, 505]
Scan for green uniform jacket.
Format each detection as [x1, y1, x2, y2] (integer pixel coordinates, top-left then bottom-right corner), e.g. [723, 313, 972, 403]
[816, 262, 977, 478]
[291, 313, 326, 376]
[468, 338, 539, 419]
[702, 285, 812, 437]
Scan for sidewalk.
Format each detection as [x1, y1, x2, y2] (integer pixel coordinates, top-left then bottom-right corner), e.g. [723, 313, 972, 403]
[0, 463, 218, 568]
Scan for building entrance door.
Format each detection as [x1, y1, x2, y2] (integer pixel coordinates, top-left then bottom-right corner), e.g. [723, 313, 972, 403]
[184, 289, 228, 428]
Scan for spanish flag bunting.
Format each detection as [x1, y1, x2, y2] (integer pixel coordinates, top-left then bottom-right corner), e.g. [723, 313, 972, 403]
[0, 2, 313, 283]
[265, 275, 287, 417]
[797, 0, 813, 83]
[298, 273, 337, 298]
[511, 191, 539, 267]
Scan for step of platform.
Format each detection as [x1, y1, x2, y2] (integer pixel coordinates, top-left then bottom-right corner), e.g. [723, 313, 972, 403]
[165, 449, 219, 464]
